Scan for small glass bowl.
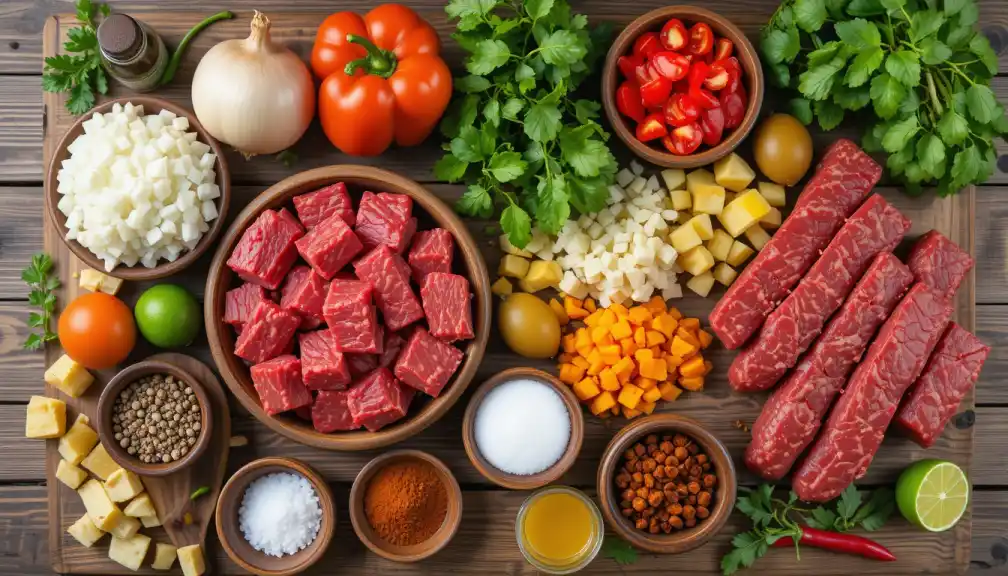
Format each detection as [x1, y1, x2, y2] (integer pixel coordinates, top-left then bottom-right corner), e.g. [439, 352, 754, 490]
[515, 486, 604, 574]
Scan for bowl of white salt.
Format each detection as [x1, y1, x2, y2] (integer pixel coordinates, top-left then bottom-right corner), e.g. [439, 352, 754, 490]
[462, 368, 584, 490]
[215, 457, 335, 576]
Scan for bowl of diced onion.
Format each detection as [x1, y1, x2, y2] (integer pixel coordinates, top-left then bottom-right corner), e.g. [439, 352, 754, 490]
[45, 96, 230, 280]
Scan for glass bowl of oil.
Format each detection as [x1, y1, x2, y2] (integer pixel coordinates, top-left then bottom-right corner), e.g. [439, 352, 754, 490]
[515, 486, 604, 574]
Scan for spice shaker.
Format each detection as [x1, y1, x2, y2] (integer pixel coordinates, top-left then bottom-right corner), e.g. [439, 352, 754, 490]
[97, 14, 168, 92]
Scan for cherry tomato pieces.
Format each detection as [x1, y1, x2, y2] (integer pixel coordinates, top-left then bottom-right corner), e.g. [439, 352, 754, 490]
[640, 76, 674, 108]
[714, 37, 734, 61]
[705, 62, 731, 91]
[664, 93, 701, 127]
[660, 18, 689, 51]
[636, 112, 669, 142]
[700, 105, 726, 146]
[616, 81, 646, 123]
[721, 86, 747, 129]
[617, 54, 645, 80]
[692, 87, 721, 109]
[687, 22, 714, 56]
[633, 32, 662, 59]
[719, 56, 743, 92]
[58, 293, 136, 370]
[663, 122, 704, 155]
[635, 61, 656, 85]
[688, 61, 709, 91]
[650, 51, 690, 82]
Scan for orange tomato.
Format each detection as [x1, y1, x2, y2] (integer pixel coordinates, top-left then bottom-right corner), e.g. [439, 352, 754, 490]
[58, 293, 136, 369]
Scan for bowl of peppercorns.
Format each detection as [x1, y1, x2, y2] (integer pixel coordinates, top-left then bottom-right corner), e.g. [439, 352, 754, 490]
[596, 414, 736, 554]
[97, 360, 214, 477]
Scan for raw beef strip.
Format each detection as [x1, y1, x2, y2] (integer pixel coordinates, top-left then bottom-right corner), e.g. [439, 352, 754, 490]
[353, 246, 425, 331]
[348, 368, 415, 431]
[295, 213, 364, 280]
[323, 279, 381, 353]
[420, 272, 474, 341]
[408, 228, 454, 283]
[907, 230, 974, 299]
[224, 283, 270, 328]
[355, 191, 414, 253]
[312, 390, 358, 432]
[346, 354, 379, 378]
[298, 330, 352, 391]
[709, 139, 881, 349]
[895, 323, 989, 447]
[394, 327, 464, 397]
[379, 331, 406, 368]
[745, 253, 913, 480]
[280, 265, 327, 330]
[227, 209, 305, 290]
[729, 195, 910, 391]
[792, 283, 953, 501]
[293, 182, 354, 229]
[234, 300, 301, 364]
[250, 355, 312, 415]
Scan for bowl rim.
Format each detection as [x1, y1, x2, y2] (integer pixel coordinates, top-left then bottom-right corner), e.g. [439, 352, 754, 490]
[43, 95, 231, 280]
[514, 485, 605, 574]
[348, 449, 463, 562]
[203, 164, 492, 451]
[600, 5, 765, 168]
[462, 367, 585, 490]
[214, 457, 335, 576]
[96, 359, 214, 477]
[595, 413, 737, 554]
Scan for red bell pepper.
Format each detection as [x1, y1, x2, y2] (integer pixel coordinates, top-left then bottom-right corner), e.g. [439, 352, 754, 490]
[636, 112, 669, 142]
[640, 75, 674, 109]
[616, 81, 646, 123]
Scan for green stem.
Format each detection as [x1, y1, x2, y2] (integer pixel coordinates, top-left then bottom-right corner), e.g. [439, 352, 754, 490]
[945, 65, 975, 86]
[344, 34, 398, 78]
[159, 10, 235, 86]
[925, 70, 943, 118]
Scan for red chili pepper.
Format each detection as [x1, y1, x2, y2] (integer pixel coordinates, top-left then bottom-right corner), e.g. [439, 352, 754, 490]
[616, 81, 647, 123]
[650, 51, 690, 82]
[771, 527, 896, 562]
[640, 75, 674, 109]
[617, 53, 645, 80]
[660, 18, 689, 51]
[635, 112, 669, 142]
[633, 32, 662, 59]
[714, 37, 734, 61]
[699, 105, 725, 146]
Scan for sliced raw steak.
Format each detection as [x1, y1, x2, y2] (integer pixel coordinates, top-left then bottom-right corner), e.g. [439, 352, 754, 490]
[907, 230, 974, 299]
[355, 191, 415, 253]
[348, 368, 414, 431]
[394, 327, 464, 397]
[312, 390, 358, 433]
[226, 209, 305, 290]
[420, 272, 474, 341]
[295, 212, 363, 280]
[224, 282, 270, 329]
[408, 228, 454, 283]
[354, 245, 424, 331]
[323, 279, 381, 353]
[234, 300, 301, 363]
[293, 182, 355, 229]
[250, 355, 312, 415]
[298, 330, 351, 391]
[280, 265, 327, 330]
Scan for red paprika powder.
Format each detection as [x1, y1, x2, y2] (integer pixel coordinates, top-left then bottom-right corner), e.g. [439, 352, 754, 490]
[363, 458, 448, 546]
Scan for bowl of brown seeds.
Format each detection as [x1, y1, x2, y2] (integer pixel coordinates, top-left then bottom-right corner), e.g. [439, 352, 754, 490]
[97, 360, 214, 477]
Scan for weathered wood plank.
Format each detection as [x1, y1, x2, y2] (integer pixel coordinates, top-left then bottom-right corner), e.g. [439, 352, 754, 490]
[0, 76, 42, 183]
[0, 303, 47, 402]
[0, 187, 43, 298]
[976, 185, 1008, 305]
[976, 305, 1008, 405]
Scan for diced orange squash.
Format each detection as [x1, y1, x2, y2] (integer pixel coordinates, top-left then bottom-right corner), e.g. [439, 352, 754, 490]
[597, 411, 611, 419]
[613, 356, 635, 378]
[642, 387, 662, 403]
[703, 360, 713, 375]
[562, 334, 576, 354]
[598, 309, 618, 328]
[638, 400, 657, 415]
[571, 356, 589, 370]
[620, 338, 638, 356]
[565, 297, 589, 319]
[610, 320, 633, 340]
[573, 378, 602, 401]
[590, 391, 617, 415]
[617, 384, 645, 409]
[634, 376, 657, 390]
[679, 376, 705, 391]
[644, 295, 667, 315]
[549, 299, 569, 325]
[557, 353, 572, 363]
[666, 307, 683, 320]
[648, 346, 664, 359]
[599, 345, 622, 365]
[586, 347, 602, 365]
[584, 310, 603, 327]
[558, 363, 586, 385]
[680, 318, 701, 331]
[679, 356, 706, 378]
[591, 326, 613, 346]
[670, 335, 698, 358]
[645, 330, 666, 347]
[610, 303, 630, 318]
[627, 307, 653, 325]
[574, 329, 593, 356]
[633, 348, 654, 364]
[639, 357, 668, 381]
[658, 381, 683, 402]
[651, 314, 679, 339]
[633, 327, 647, 347]
[698, 329, 714, 349]
[599, 369, 621, 392]
[584, 298, 597, 313]
[587, 358, 606, 376]
[621, 406, 642, 419]
[611, 404, 621, 416]
[676, 328, 701, 348]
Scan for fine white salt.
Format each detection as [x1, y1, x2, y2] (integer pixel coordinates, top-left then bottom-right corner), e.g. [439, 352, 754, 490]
[474, 378, 571, 475]
[238, 472, 322, 557]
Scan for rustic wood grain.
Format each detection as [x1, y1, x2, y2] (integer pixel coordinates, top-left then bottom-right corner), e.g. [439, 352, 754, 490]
[0, 76, 42, 183]
[977, 306, 1008, 404]
[976, 185, 1008, 304]
[0, 187, 43, 298]
[0, 303, 46, 401]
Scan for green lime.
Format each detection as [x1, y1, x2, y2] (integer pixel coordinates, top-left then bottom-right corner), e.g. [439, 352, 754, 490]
[895, 459, 969, 532]
[135, 284, 201, 348]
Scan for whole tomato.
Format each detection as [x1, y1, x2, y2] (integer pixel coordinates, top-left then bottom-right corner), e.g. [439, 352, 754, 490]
[58, 293, 136, 370]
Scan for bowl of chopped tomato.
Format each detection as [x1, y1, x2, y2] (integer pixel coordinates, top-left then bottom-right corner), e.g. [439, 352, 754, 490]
[602, 6, 764, 168]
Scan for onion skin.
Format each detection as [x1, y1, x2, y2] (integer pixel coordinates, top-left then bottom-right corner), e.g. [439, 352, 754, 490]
[191, 11, 315, 156]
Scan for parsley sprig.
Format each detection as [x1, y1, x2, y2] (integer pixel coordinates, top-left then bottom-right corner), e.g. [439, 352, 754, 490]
[601, 535, 638, 565]
[43, 0, 111, 115]
[22, 253, 61, 351]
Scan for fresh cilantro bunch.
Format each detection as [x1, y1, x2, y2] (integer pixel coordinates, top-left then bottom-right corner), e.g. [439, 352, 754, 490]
[761, 0, 1008, 196]
[436, 0, 618, 248]
[43, 0, 111, 115]
[22, 253, 61, 351]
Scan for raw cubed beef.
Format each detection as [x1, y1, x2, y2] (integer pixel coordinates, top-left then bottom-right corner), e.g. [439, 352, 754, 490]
[378, 192, 417, 247]
[323, 279, 381, 353]
[295, 213, 364, 279]
[312, 390, 358, 432]
[294, 405, 313, 421]
[234, 300, 301, 363]
[354, 246, 425, 331]
[355, 192, 414, 253]
[394, 327, 464, 397]
[347, 368, 414, 431]
[250, 355, 312, 415]
[298, 330, 351, 391]
[420, 272, 474, 341]
[280, 266, 328, 330]
[408, 228, 454, 283]
[907, 230, 974, 299]
[347, 354, 379, 378]
[227, 209, 305, 290]
[379, 331, 406, 368]
[895, 323, 990, 447]
[278, 208, 305, 233]
[293, 183, 355, 229]
[224, 283, 270, 328]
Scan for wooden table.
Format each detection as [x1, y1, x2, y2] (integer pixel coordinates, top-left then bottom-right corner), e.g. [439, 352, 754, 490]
[1, 0, 1007, 574]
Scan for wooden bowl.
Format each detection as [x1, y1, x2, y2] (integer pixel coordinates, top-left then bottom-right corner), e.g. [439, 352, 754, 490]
[601, 6, 765, 168]
[204, 165, 491, 451]
[462, 368, 584, 490]
[96, 360, 214, 477]
[44, 96, 231, 280]
[596, 413, 737, 554]
[215, 457, 335, 576]
[349, 450, 462, 562]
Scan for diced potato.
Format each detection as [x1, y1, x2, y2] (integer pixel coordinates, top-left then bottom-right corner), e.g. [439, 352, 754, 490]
[758, 181, 787, 207]
[718, 189, 773, 237]
[686, 272, 716, 297]
[67, 514, 105, 548]
[677, 246, 715, 276]
[81, 443, 119, 480]
[726, 241, 755, 267]
[707, 229, 733, 262]
[152, 542, 178, 570]
[498, 254, 530, 279]
[78, 479, 124, 531]
[59, 413, 98, 464]
[713, 262, 738, 286]
[25, 395, 66, 439]
[499, 234, 534, 258]
[109, 533, 151, 571]
[669, 188, 691, 211]
[713, 153, 756, 192]
[109, 515, 141, 539]
[676, 211, 691, 224]
[124, 493, 156, 518]
[178, 544, 207, 576]
[660, 168, 686, 192]
[491, 277, 513, 297]
[688, 214, 714, 241]
[691, 183, 726, 215]
[105, 468, 144, 503]
[519, 260, 563, 293]
[140, 515, 162, 528]
[669, 223, 703, 253]
[686, 168, 715, 195]
[56, 459, 88, 489]
[79, 269, 124, 295]
[760, 207, 783, 229]
[45, 354, 95, 397]
[744, 224, 772, 251]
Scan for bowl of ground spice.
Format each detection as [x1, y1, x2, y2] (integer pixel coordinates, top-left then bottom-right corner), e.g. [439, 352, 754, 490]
[97, 360, 213, 476]
[349, 449, 462, 562]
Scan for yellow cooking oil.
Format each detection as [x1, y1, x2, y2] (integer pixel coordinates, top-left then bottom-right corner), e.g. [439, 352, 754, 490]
[518, 487, 602, 573]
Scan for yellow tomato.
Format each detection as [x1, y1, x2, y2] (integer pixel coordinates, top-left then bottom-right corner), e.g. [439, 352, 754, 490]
[498, 293, 561, 359]
[753, 113, 814, 186]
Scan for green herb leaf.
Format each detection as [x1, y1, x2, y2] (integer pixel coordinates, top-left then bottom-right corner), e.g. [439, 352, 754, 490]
[814, 99, 845, 130]
[847, 0, 886, 16]
[834, 83, 872, 110]
[794, 0, 828, 32]
[834, 18, 881, 48]
[799, 56, 846, 101]
[836, 485, 863, 521]
[969, 34, 999, 76]
[844, 46, 884, 87]
[24, 333, 43, 351]
[500, 204, 532, 248]
[944, 0, 968, 16]
[884, 50, 921, 87]
[467, 39, 510, 75]
[450, 126, 486, 163]
[515, 63, 536, 93]
[539, 30, 587, 65]
[806, 506, 839, 529]
[882, 114, 920, 152]
[917, 134, 947, 178]
[880, 0, 906, 10]
[190, 486, 210, 500]
[601, 536, 638, 565]
[965, 84, 998, 124]
[768, 62, 792, 88]
[858, 488, 897, 531]
[788, 98, 814, 124]
[501, 97, 525, 120]
[488, 151, 527, 182]
[525, 0, 556, 20]
[951, 144, 983, 187]
[910, 11, 945, 41]
[445, 0, 498, 19]
[559, 126, 613, 178]
[535, 175, 571, 234]
[958, 2, 978, 25]
[938, 110, 970, 144]
[456, 75, 492, 93]
[524, 102, 563, 142]
[920, 38, 953, 65]
[574, 100, 601, 123]
[761, 29, 801, 64]
[456, 184, 494, 219]
[869, 73, 905, 119]
[483, 98, 501, 127]
[434, 154, 469, 182]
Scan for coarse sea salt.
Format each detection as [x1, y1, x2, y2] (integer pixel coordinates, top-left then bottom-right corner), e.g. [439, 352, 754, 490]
[474, 378, 571, 475]
[238, 472, 322, 557]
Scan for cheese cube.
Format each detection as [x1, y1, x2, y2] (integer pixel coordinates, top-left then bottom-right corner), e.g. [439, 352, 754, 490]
[105, 468, 144, 503]
[713, 153, 756, 192]
[81, 443, 119, 480]
[59, 413, 99, 464]
[713, 262, 739, 286]
[109, 515, 141, 539]
[152, 542, 178, 570]
[669, 223, 702, 254]
[499, 235, 534, 257]
[726, 241, 756, 267]
[140, 514, 162, 528]
[669, 188, 691, 211]
[109, 533, 151, 571]
[124, 493, 156, 518]
[25, 395, 66, 438]
[685, 169, 715, 195]
[760, 207, 783, 229]
[56, 459, 89, 489]
[44, 355, 95, 397]
[678, 246, 715, 276]
[744, 224, 772, 251]
[78, 479, 124, 531]
[498, 255, 530, 279]
[757, 181, 787, 207]
[491, 277, 513, 297]
[78, 269, 104, 291]
[718, 189, 773, 237]
[688, 214, 714, 241]
[519, 260, 563, 293]
[707, 229, 734, 262]
[660, 168, 686, 192]
[178, 544, 207, 576]
[686, 271, 716, 297]
[67, 514, 105, 547]
[691, 183, 726, 215]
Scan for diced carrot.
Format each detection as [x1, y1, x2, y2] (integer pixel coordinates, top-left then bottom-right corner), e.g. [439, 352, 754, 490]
[679, 356, 706, 378]
[634, 376, 657, 390]
[613, 356, 635, 378]
[634, 348, 654, 363]
[574, 329, 592, 354]
[642, 387, 662, 403]
[633, 326, 647, 347]
[627, 306, 653, 325]
[666, 307, 683, 320]
[622, 406, 642, 419]
[599, 345, 622, 365]
[610, 303, 630, 318]
[571, 356, 590, 370]
[598, 309, 618, 328]
[557, 353, 573, 364]
[590, 391, 617, 415]
[658, 381, 683, 402]
[562, 333, 576, 354]
[586, 347, 603, 367]
[573, 377, 602, 401]
[565, 297, 589, 319]
[680, 317, 701, 331]
[617, 383, 645, 409]
[620, 338, 639, 357]
[698, 329, 714, 349]
[584, 298, 597, 313]
[644, 295, 668, 314]
[610, 319, 633, 340]
[549, 299, 570, 325]
[645, 330, 667, 347]
[639, 357, 668, 380]
[591, 326, 612, 346]
[703, 359, 713, 375]
[584, 310, 603, 327]
[676, 328, 701, 348]
[599, 369, 621, 391]
[558, 363, 586, 385]
[651, 314, 679, 339]
[587, 357, 606, 376]
[679, 376, 704, 391]
[670, 335, 698, 358]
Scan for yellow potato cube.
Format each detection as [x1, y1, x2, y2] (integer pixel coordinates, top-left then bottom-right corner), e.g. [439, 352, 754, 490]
[713, 262, 739, 286]
[714, 153, 756, 192]
[498, 254, 530, 279]
[726, 241, 756, 267]
[669, 223, 703, 254]
[718, 189, 773, 237]
[79, 269, 124, 295]
[669, 188, 691, 211]
[44, 354, 95, 398]
[757, 181, 787, 207]
[519, 260, 563, 293]
[67, 514, 105, 548]
[677, 246, 715, 276]
[140, 514, 162, 528]
[744, 224, 773, 251]
[124, 493, 156, 518]
[499, 234, 534, 258]
[661, 168, 686, 191]
[59, 413, 99, 465]
[686, 271, 716, 297]
[152, 542, 178, 570]
[56, 459, 88, 489]
[178, 544, 207, 576]
[691, 183, 726, 215]
[688, 214, 714, 241]
[78, 479, 123, 531]
[109, 515, 141, 539]
[109, 533, 151, 571]
[706, 229, 734, 262]
[81, 443, 119, 480]
[760, 207, 783, 229]
[685, 168, 715, 195]
[491, 277, 513, 297]
[105, 468, 144, 503]
[25, 395, 66, 439]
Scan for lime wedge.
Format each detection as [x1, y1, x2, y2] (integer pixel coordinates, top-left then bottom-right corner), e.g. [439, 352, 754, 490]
[896, 459, 969, 532]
